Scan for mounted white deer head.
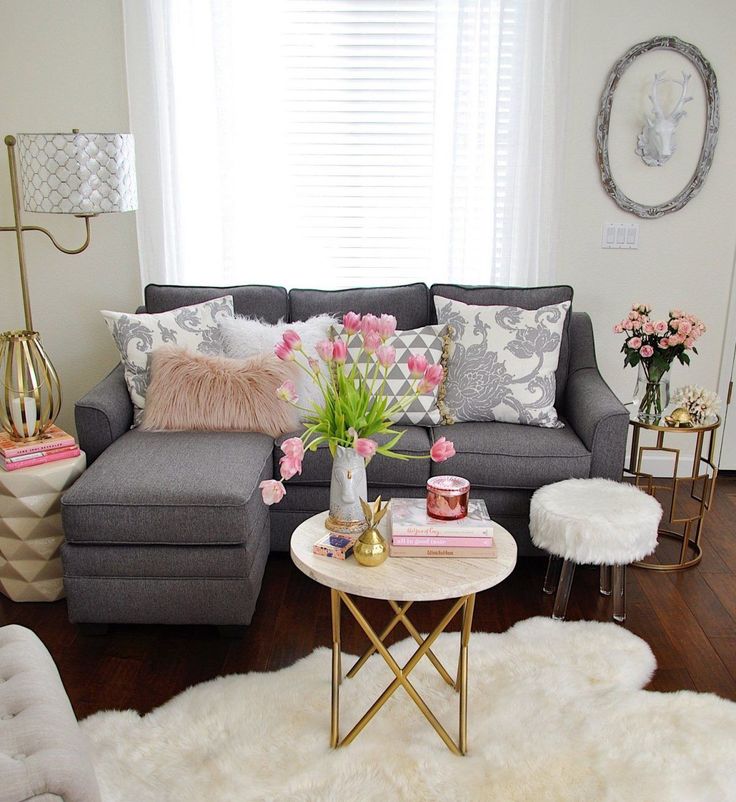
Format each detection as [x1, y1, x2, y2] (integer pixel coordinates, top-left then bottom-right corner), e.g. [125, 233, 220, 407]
[636, 71, 693, 166]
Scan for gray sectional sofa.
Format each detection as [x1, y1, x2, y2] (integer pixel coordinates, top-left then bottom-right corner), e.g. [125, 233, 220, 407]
[60, 282, 629, 629]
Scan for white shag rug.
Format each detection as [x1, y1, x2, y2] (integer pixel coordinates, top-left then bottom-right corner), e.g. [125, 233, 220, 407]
[82, 617, 736, 802]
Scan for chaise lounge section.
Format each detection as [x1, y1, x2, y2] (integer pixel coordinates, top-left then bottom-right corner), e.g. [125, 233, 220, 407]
[60, 282, 628, 628]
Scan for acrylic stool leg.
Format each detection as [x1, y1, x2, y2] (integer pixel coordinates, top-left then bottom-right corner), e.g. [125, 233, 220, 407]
[543, 555, 562, 595]
[612, 565, 626, 622]
[552, 560, 575, 621]
[600, 565, 612, 596]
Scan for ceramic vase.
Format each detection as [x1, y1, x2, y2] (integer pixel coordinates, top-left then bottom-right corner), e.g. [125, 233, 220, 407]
[325, 446, 368, 535]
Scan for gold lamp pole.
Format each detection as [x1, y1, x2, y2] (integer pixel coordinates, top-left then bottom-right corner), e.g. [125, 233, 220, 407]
[0, 130, 137, 441]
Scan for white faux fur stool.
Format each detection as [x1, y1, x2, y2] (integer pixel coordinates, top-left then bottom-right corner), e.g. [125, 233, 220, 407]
[529, 478, 662, 622]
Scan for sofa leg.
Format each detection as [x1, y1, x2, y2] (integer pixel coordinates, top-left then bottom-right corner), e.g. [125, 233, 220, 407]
[217, 625, 248, 639]
[78, 623, 109, 636]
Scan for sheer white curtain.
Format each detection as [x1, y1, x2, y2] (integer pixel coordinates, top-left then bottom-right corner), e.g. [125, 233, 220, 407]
[123, 0, 568, 289]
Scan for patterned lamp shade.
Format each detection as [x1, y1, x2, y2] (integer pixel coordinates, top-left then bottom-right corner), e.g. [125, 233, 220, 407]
[16, 132, 137, 214]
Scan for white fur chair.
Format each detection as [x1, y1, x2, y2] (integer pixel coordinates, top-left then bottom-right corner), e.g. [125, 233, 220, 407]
[529, 478, 662, 621]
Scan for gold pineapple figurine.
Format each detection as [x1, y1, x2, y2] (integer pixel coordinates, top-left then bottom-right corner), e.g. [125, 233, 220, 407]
[353, 497, 390, 567]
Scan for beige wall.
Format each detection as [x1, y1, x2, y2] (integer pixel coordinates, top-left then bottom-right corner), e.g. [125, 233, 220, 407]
[557, 0, 736, 413]
[2, 0, 734, 441]
[0, 0, 141, 434]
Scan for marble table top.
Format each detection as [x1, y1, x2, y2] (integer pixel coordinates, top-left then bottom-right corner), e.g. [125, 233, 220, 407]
[290, 510, 518, 601]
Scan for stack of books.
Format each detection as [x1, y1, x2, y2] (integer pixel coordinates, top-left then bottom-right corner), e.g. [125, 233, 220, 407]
[0, 424, 80, 472]
[389, 497, 495, 558]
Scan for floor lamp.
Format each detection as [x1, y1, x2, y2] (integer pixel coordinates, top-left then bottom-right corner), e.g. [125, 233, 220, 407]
[0, 131, 137, 442]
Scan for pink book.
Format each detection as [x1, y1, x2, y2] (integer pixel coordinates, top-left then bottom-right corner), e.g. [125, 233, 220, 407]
[389, 497, 493, 538]
[389, 544, 497, 559]
[0, 424, 76, 458]
[1, 446, 81, 471]
[390, 535, 493, 548]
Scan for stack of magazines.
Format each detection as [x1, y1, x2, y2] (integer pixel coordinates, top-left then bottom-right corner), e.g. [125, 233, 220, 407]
[388, 497, 495, 558]
[0, 425, 80, 472]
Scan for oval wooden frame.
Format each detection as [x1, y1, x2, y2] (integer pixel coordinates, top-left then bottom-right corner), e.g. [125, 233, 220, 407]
[596, 36, 720, 219]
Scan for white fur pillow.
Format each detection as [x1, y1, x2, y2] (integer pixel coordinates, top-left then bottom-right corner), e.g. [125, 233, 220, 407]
[220, 314, 337, 418]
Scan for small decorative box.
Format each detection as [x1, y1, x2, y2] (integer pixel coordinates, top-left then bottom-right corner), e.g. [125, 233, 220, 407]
[426, 475, 470, 520]
[313, 532, 356, 560]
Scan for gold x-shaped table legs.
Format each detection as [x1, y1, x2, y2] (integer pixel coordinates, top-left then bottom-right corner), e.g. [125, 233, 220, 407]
[330, 589, 476, 755]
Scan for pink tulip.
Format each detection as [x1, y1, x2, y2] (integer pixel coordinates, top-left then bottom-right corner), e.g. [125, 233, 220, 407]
[348, 427, 378, 460]
[376, 345, 396, 368]
[260, 479, 286, 505]
[276, 380, 298, 403]
[282, 330, 302, 350]
[361, 314, 379, 335]
[274, 341, 295, 361]
[430, 437, 455, 463]
[281, 436, 304, 461]
[407, 353, 428, 377]
[279, 455, 302, 481]
[640, 345, 654, 358]
[332, 339, 348, 364]
[378, 314, 397, 341]
[627, 337, 642, 350]
[316, 340, 334, 362]
[362, 331, 381, 354]
[308, 357, 321, 374]
[343, 311, 362, 335]
[418, 363, 444, 393]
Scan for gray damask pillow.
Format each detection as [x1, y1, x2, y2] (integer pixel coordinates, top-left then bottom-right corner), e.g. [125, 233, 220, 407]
[434, 296, 570, 428]
[101, 296, 235, 414]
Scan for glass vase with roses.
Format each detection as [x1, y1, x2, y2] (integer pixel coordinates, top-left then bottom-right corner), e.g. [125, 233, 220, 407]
[259, 312, 456, 534]
[614, 303, 706, 422]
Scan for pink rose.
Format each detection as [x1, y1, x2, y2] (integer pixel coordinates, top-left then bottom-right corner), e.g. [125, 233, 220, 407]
[361, 314, 379, 335]
[260, 479, 286, 505]
[282, 330, 302, 350]
[685, 337, 695, 348]
[632, 320, 642, 331]
[627, 337, 642, 350]
[332, 339, 348, 364]
[613, 323, 624, 334]
[418, 363, 444, 393]
[276, 380, 298, 403]
[362, 331, 381, 354]
[281, 436, 304, 461]
[640, 345, 654, 358]
[407, 353, 428, 377]
[430, 437, 455, 463]
[678, 319, 692, 335]
[343, 311, 362, 335]
[274, 341, 295, 361]
[642, 322, 655, 335]
[670, 319, 680, 330]
[668, 333, 683, 346]
[377, 314, 397, 341]
[658, 338, 669, 349]
[316, 340, 334, 362]
[376, 345, 396, 367]
[654, 320, 668, 334]
[279, 455, 302, 481]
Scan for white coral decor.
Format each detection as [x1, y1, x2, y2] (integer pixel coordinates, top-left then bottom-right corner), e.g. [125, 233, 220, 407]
[671, 384, 720, 424]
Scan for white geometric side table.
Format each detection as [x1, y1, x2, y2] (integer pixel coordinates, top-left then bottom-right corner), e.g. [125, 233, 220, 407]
[0, 452, 86, 602]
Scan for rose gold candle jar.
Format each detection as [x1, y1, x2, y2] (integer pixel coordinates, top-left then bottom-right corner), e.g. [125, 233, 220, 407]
[426, 475, 470, 520]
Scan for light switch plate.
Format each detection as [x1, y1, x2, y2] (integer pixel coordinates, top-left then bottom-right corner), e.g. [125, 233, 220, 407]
[602, 223, 639, 249]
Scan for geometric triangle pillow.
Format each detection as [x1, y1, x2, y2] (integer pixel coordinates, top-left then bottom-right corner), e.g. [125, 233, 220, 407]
[333, 324, 452, 426]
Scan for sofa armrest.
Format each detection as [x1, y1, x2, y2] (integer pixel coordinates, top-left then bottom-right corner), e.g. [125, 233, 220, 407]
[75, 364, 132, 464]
[565, 312, 629, 480]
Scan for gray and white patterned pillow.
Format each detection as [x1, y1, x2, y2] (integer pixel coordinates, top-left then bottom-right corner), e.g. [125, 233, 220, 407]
[101, 296, 235, 414]
[434, 296, 570, 428]
[333, 324, 451, 426]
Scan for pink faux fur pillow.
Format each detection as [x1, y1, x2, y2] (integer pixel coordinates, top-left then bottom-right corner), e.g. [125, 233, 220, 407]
[140, 347, 299, 437]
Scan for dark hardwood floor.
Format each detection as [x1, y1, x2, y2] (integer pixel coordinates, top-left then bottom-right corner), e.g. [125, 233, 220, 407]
[2, 477, 735, 721]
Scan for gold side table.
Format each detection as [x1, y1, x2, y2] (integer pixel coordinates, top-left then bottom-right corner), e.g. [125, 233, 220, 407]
[290, 510, 517, 755]
[626, 413, 719, 571]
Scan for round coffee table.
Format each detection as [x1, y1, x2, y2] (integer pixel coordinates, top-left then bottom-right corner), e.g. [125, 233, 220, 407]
[290, 510, 517, 755]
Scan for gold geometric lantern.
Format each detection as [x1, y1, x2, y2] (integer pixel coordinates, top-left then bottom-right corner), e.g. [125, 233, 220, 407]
[0, 130, 137, 441]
